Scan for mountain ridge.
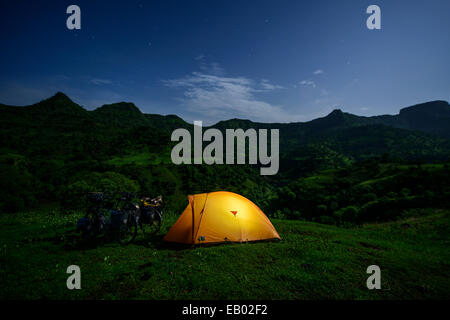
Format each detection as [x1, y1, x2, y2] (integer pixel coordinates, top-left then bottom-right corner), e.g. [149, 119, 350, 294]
[1, 92, 449, 137]
[1, 92, 450, 214]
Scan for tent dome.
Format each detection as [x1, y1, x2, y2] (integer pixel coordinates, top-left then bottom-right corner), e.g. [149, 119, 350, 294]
[163, 191, 280, 244]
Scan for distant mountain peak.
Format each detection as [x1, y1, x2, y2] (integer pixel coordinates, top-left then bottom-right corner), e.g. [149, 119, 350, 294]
[94, 102, 142, 114]
[394, 100, 450, 136]
[399, 100, 450, 116]
[46, 91, 75, 104]
[328, 108, 344, 115]
[91, 102, 148, 127]
[31, 91, 85, 115]
[53, 91, 70, 98]
[324, 108, 347, 121]
[304, 108, 355, 131]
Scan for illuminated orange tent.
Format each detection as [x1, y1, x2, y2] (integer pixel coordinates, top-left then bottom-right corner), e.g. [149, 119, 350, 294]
[163, 191, 280, 244]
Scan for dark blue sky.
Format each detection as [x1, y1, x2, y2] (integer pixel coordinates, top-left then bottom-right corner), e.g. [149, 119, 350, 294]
[0, 0, 449, 124]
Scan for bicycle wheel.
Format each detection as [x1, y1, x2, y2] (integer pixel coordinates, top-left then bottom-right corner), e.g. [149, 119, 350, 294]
[79, 209, 105, 242]
[140, 208, 162, 237]
[118, 213, 137, 245]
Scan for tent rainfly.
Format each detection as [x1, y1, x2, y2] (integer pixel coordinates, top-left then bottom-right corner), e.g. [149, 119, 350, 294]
[163, 191, 281, 244]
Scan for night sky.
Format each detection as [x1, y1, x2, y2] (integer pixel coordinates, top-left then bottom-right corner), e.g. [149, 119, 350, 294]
[0, 0, 449, 124]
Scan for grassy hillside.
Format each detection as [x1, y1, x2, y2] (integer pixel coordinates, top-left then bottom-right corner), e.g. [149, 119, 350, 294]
[1, 93, 450, 214]
[1, 93, 449, 300]
[271, 162, 450, 224]
[1, 208, 448, 299]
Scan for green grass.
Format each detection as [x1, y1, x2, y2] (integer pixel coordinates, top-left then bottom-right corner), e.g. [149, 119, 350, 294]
[0, 208, 449, 299]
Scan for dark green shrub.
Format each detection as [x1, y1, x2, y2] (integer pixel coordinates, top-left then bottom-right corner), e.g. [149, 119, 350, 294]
[62, 172, 140, 208]
[336, 206, 359, 224]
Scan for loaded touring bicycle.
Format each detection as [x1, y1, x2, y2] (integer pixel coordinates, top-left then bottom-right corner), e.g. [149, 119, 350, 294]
[77, 192, 163, 244]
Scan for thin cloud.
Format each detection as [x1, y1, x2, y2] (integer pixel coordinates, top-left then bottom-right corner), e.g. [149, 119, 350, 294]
[195, 54, 206, 61]
[300, 80, 316, 88]
[194, 57, 226, 76]
[199, 62, 225, 76]
[260, 79, 284, 91]
[313, 69, 324, 75]
[90, 78, 113, 85]
[163, 72, 300, 123]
